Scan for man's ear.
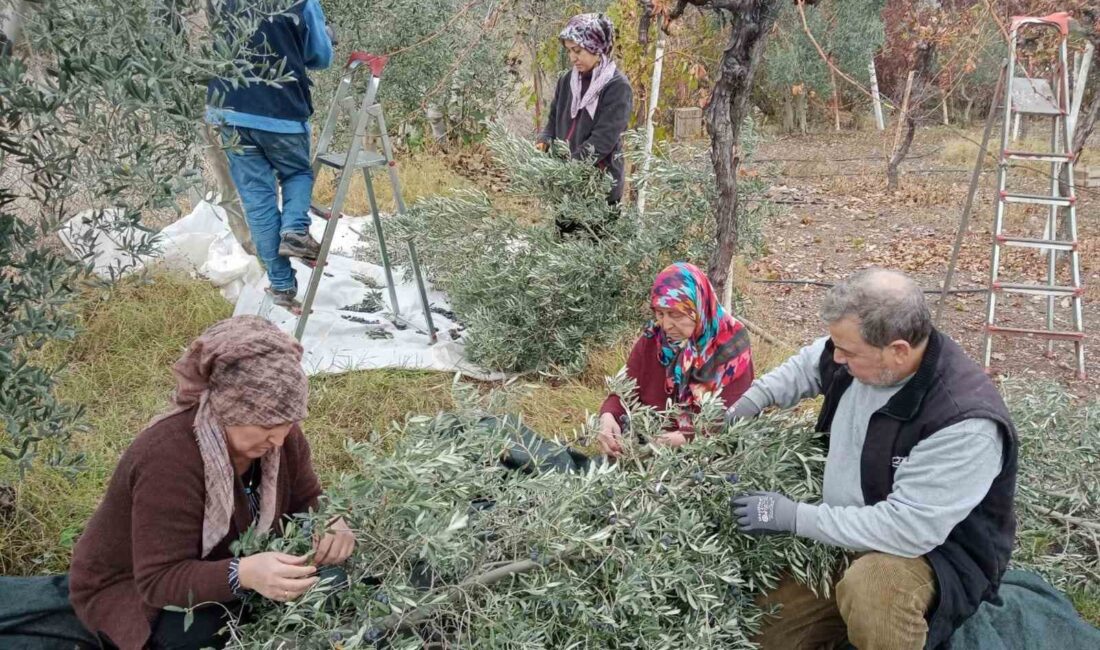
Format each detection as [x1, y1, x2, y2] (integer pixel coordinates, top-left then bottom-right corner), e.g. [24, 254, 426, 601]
[887, 339, 913, 362]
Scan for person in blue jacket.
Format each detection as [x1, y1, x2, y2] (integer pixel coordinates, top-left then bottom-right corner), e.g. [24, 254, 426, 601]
[206, 0, 334, 309]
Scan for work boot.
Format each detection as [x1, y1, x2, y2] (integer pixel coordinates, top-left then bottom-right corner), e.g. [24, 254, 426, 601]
[278, 231, 321, 261]
[267, 285, 301, 313]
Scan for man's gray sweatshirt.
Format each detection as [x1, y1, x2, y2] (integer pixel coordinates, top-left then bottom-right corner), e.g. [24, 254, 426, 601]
[733, 337, 1003, 558]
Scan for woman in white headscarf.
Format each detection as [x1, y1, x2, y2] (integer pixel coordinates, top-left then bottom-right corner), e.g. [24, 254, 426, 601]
[537, 13, 633, 234]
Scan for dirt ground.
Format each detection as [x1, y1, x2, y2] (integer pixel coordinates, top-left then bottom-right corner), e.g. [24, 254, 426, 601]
[739, 126, 1099, 395]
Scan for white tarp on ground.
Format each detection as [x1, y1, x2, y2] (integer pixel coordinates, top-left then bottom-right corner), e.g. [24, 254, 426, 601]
[60, 202, 500, 379]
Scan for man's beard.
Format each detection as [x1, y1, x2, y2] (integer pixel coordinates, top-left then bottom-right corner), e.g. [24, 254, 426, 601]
[864, 366, 899, 387]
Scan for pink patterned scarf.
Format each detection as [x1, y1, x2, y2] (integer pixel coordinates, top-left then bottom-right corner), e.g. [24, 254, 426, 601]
[569, 56, 618, 120]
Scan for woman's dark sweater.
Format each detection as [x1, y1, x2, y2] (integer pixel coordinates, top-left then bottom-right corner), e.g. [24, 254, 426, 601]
[538, 69, 633, 203]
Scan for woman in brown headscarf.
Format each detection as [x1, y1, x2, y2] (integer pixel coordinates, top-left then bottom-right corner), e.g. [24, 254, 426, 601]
[67, 316, 354, 650]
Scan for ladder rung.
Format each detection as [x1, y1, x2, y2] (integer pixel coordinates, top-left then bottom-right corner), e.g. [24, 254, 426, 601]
[1003, 150, 1073, 163]
[317, 150, 388, 170]
[1000, 192, 1074, 207]
[992, 282, 1083, 297]
[995, 235, 1077, 251]
[985, 325, 1084, 341]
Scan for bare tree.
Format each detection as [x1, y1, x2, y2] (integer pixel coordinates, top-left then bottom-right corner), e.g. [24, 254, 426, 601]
[667, 0, 785, 297]
[886, 40, 936, 191]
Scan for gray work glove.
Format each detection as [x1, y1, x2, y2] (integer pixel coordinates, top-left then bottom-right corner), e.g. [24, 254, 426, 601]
[730, 491, 798, 536]
[725, 397, 761, 425]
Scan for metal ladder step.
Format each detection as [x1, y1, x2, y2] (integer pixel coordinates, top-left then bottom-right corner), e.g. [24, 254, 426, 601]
[1009, 77, 1062, 115]
[986, 325, 1084, 341]
[995, 235, 1077, 251]
[317, 150, 388, 170]
[1000, 191, 1074, 207]
[1002, 150, 1074, 163]
[992, 282, 1082, 297]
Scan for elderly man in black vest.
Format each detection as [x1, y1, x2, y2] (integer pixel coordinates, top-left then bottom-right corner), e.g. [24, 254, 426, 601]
[727, 268, 1017, 650]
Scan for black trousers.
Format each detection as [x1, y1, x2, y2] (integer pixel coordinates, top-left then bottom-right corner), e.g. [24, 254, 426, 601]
[148, 605, 238, 650]
[0, 574, 236, 650]
[0, 575, 99, 649]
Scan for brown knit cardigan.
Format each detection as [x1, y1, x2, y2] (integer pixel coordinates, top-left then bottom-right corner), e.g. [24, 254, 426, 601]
[68, 407, 322, 649]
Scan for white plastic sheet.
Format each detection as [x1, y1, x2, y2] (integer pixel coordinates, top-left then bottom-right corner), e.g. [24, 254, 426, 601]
[60, 202, 500, 379]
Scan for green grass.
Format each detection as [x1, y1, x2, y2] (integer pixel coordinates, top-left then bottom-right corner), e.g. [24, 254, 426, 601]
[0, 271, 622, 573]
[1068, 588, 1100, 627]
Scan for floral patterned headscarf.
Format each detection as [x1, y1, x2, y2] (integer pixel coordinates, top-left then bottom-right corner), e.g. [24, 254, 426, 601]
[646, 262, 753, 408]
[559, 12, 614, 55]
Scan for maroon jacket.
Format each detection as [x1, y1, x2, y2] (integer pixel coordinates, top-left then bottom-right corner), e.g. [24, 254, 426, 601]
[599, 335, 754, 437]
[69, 407, 321, 649]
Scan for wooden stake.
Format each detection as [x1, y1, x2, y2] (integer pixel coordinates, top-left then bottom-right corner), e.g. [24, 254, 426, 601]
[831, 65, 841, 131]
[936, 61, 1007, 324]
[637, 30, 667, 217]
[1068, 42, 1094, 140]
[738, 315, 789, 349]
[869, 59, 885, 130]
[891, 70, 915, 159]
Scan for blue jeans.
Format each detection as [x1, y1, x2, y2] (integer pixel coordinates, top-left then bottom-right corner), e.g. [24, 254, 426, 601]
[221, 126, 314, 292]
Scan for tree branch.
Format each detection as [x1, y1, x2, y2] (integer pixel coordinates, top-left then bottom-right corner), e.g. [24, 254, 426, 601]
[669, 0, 755, 22]
[377, 526, 619, 634]
[638, 0, 654, 47]
[1028, 503, 1100, 534]
[795, 0, 897, 110]
[737, 315, 792, 349]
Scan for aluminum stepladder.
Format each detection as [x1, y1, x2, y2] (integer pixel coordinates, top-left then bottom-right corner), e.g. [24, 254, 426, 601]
[294, 52, 437, 344]
[982, 12, 1085, 379]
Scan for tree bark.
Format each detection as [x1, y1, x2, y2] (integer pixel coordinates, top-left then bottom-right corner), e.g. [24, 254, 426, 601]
[782, 93, 795, 134]
[795, 91, 808, 134]
[682, 0, 783, 297]
[1072, 79, 1099, 158]
[960, 83, 974, 125]
[532, 57, 542, 133]
[635, 1, 655, 126]
[886, 118, 916, 191]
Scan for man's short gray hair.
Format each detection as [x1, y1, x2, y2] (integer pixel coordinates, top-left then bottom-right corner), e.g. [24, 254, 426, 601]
[820, 268, 932, 347]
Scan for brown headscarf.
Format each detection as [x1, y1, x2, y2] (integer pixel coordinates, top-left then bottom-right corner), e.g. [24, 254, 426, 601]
[149, 315, 309, 557]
